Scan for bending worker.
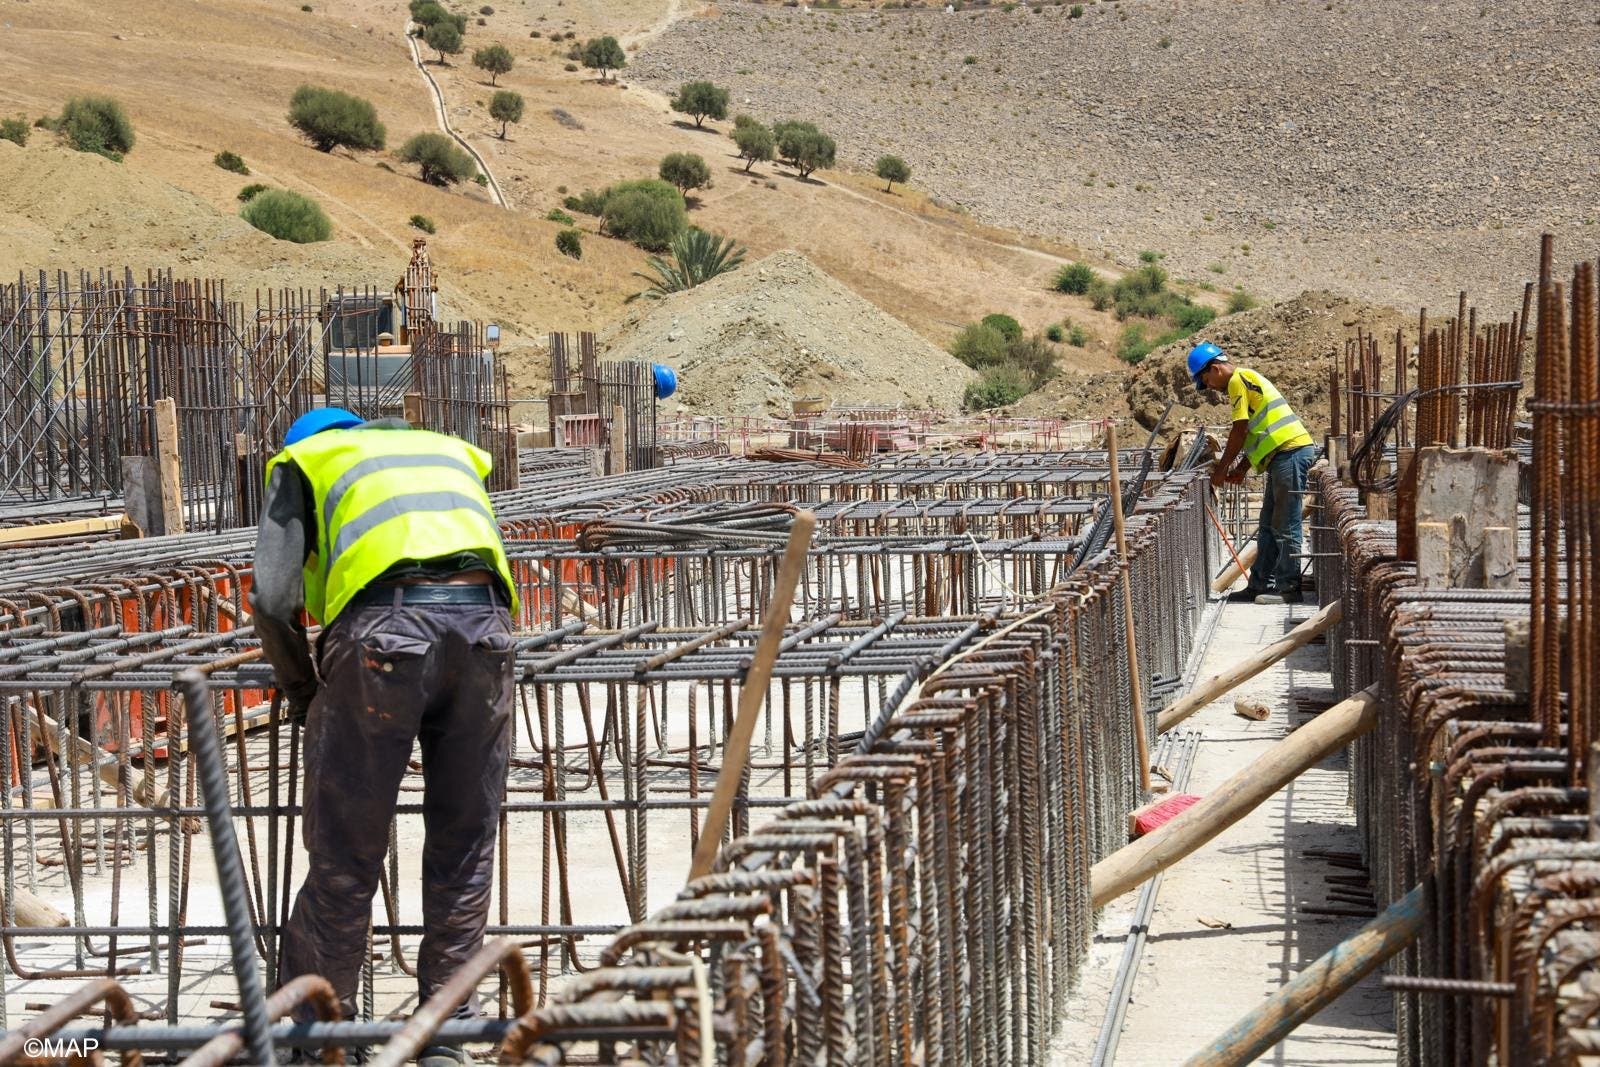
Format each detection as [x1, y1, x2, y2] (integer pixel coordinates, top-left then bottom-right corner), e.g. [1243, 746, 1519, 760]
[1186, 342, 1315, 604]
[251, 406, 519, 1067]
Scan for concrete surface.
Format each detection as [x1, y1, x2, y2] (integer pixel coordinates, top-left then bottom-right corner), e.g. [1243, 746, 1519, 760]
[1050, 597, 1396, 1066]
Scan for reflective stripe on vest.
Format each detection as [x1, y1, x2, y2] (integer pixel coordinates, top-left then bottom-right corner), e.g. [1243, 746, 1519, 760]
[1238, 372, 1312, 470]
[265, 428, 519, 624]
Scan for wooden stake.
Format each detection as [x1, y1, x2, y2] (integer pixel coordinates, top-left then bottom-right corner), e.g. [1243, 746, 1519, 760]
[1210, 541, 1260, 593]
[0, 515, 127, 547]
[0, 887, 69, 929]
[1157, 600, 1342, 732]
[154, 397, 185, 536]
[1092, 684, 1379, 907]
[688, 510, 817, 882]
[1106, 424, 1152, 795]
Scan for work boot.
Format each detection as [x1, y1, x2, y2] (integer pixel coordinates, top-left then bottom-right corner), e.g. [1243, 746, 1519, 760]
[1224, 587, 1267, 603]
[1254, 589, 1303, 605]
[418, 1045, 470, 1067]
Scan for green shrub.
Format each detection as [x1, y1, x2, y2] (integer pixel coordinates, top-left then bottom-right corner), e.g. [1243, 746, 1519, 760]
[951, 323, 1009, 369]
[474, 173, 488, 186]
[733, 113, 760, 131]
[425, 21, 464, 62]
[564, 188, 607, 215]
[409, 213, 437, 233]
[398, 132, 476, 185]
[1173, 303, 1216, 330]
[600, 179, 687, 251]
[670, 81, 730, 128]
[1068, 324, 1088, 347]
[1069, 3, 1083, 15]
[875, 154, 910, 192]
[240, 188, 332, 243]
[1138, 249, 1164, 264]
[472, 44, 515, 84]
[288, 86, 385, 152]
[1052, 261, 1096, 294]
[964, 365, 1030, 410]
[1045, 323, 1064, 343]
[33, 116, 57, 131]
[581, 36, 626, 80]
[659, 152, 711, 195]
[59, 96, 135, 160]
[555, 228, 583, 259]
[980, 313, 1023, 342]
[733, 121, 775, 172]
[1005, 334, 1059, 387]
[1227, 290, 1260, 314]
[773, 120, 836, 179]
[1086, 277, 1113, 312]
[546, 207, 575, 224]
[0, 118, 28, 147]
[411, 1, 466, 32]
[488, 90, 524, 138]
[237, 183, 271, 201]
[213, 150, 249, 174]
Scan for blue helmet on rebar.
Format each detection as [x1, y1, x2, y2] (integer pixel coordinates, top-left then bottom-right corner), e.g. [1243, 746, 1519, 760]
[1186, 341, 1227, 389]
[284, 407, 363, 446]
[651, 363, 678, 400]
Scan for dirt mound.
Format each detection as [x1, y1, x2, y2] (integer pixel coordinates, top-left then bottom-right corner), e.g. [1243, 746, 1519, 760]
[601, 250, 975, 415]
[1014, 291, 1409, 438]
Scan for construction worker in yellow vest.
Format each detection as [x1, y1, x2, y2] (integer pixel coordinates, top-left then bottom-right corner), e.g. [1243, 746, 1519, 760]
[1187, 342, 1315, 604]
[251, 406, 520, 1067]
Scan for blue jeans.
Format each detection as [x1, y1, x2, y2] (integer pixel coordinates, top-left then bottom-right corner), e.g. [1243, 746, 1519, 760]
[1248, 445, 1315, 594]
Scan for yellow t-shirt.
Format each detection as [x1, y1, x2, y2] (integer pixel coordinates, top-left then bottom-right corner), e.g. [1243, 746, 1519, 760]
[1227, 368, 1313, 469]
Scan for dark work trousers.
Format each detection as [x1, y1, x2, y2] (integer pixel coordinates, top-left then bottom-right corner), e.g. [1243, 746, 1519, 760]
[1247, 444, 1317, 595]
[278, 595, 514, 1022]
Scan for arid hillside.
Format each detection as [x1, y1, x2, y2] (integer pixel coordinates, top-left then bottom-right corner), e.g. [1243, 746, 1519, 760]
[3, 0, 1146, 399]
[633, 0, 1600, 310]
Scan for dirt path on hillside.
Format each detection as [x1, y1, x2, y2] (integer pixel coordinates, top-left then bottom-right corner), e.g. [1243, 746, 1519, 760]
[403, 17, 510, 209]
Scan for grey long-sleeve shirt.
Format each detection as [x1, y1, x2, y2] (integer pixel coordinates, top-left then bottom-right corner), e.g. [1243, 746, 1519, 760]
[249, 420, 491, 711]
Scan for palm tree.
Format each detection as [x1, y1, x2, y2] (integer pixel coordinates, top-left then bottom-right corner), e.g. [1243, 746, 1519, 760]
[632, 229, 747, 299]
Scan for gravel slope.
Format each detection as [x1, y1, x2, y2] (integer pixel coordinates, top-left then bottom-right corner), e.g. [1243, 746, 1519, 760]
[633, 0, 1600, 308]
[602, 250, 976, 414]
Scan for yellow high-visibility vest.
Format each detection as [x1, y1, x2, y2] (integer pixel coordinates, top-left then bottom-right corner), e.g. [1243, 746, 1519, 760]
[1228, 368, 1313, 471]
[265, 427, 518, 624]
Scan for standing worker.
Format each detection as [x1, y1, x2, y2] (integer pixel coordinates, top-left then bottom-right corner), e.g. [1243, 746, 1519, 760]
[1186, 342, 1315, 604]
[251, 406, 520, 1066]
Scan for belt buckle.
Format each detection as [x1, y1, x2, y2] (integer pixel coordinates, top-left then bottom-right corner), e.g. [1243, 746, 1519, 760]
[419, 586, 453, 603]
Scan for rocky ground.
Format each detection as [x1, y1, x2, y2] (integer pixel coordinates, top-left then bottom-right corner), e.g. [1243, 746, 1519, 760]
[633, 0, 1600, 310]
[601, 249, 975, 413]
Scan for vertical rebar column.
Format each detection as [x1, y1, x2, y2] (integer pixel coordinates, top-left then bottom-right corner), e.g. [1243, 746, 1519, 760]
[177, 670, 274, 1066]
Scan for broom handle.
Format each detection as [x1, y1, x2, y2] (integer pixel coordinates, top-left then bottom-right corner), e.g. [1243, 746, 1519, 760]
[1205, 496, 1247, 579]
[1107, 425, 1152, 794]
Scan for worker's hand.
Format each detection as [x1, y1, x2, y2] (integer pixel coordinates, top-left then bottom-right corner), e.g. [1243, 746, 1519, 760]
[285, 686, 317, 727]
[1225, 468, 1247, 485]
[1209, 466, 1227, 490]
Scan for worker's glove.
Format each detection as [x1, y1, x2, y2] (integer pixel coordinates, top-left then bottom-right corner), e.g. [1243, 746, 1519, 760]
[284, 686, 318, 727]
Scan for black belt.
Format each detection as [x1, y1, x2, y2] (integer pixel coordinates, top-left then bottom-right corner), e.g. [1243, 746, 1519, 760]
[352, 582, 497, 608]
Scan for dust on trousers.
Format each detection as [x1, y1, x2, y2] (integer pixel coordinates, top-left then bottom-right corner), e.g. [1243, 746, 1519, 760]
[278, 597, 515, 1021]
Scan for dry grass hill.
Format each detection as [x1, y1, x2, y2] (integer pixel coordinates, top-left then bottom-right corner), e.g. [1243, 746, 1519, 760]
[3, 0, 1140, 402]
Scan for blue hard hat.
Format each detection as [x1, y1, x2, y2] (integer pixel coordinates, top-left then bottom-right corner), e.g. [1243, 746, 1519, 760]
[1186, 342, 1227, 389]
[284, 407, 363, 446]
[651, 363, 678, 400]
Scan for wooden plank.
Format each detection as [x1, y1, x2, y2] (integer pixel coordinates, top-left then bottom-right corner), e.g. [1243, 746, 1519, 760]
[1183, 884, 1424, 1067]
[0, 515, 127, 547]
[1156, 601, 1342, 732]
[688, 510, 817, 883]
[1092, 685, 1379, 907]
[154, 397, 185, 535]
